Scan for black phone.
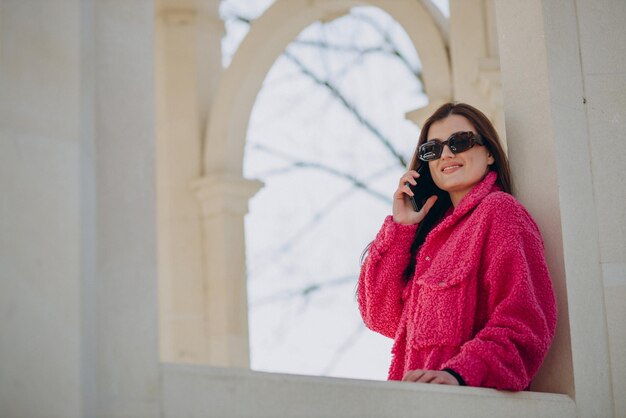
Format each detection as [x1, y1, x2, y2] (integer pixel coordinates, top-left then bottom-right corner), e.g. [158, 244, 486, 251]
[406, 164, 442, 212]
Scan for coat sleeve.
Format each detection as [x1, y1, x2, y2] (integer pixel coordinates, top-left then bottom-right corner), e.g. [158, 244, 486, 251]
[357, 215, 418, 339]
[442, 200, 557, 390]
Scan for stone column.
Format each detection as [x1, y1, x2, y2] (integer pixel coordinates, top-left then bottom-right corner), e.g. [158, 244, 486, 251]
[93, 1, 161, 416]
[449, 0, 506, 147]
[0, 1, 82, 416]
[495, 0, 613, 416]
[193, 174, 263, 367]
[156, 0, 224, 364]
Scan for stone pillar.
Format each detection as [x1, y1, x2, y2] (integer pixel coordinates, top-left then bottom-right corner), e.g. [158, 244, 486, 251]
[0, 1, 82, 416]
[449, 0, 489, 106]
[156, 0, 224, 364]
[495, 0, 613, 416]
[92, 0, 161, 416]
[449, 0, 506, 147]
[193, 174, 263, 367]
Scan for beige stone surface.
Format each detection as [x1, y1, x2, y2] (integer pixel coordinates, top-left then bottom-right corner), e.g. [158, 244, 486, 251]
[449, 0, 505, 144]
[496, 0, 576, 398]
[91, 1, 161, 416]
[155, 0, 223, 365]
[0, 1, 82, 416]
[585, 72, 626, 264]
[161, 364, 576, 418]
[497, 1, 625, 417]
[577, 2, 626, 416]
[193, 175, 263, 367]
[603, 264, 626, 418]
[576, 0, 626, 76]
[449, 0, 488, 107]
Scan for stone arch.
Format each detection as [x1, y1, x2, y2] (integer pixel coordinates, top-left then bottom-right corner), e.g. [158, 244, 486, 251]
[204, 0, 451, 174]
[195, 0, 452, 367]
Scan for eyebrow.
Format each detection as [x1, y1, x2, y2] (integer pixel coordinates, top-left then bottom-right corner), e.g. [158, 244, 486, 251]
[427, 131, 474, 142]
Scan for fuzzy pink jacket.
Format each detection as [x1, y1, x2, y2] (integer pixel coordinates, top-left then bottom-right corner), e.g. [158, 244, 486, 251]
[357, 171, 556, 391]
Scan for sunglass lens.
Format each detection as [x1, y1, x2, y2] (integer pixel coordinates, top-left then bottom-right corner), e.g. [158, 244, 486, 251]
[419, 141, 442, 161]
[448, 132, 473, 153]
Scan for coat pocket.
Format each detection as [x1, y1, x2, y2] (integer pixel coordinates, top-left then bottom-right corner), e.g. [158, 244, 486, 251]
[412, 273, 470, 348]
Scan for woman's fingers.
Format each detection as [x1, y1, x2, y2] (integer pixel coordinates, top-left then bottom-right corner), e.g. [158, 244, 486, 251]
[402, 183, 414, 197]
[434, 372, 459, 385]
[416, 371, 438, 383]
[398, 170, 420, 187]
[402, 370, 459, 385]
[392, 170, 426, 225]
[432, 376, 456, 385]
[418, 195, 438, 215]
[402, 369, 425, 382]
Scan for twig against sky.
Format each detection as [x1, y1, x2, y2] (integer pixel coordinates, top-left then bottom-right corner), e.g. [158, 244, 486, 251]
[283, 50, 408, 168]
[250, 275, 356, 307]
[246, 152, 397, 279]
[351, 12, 424, 82]
[251, 142, 391, 203]
[292, 39, 386, 55]
[227, 11, 422, 83]
[224, 10, 418, 168]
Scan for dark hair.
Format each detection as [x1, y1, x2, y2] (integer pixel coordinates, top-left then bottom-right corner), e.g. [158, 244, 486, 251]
[360, 102, 512, 282]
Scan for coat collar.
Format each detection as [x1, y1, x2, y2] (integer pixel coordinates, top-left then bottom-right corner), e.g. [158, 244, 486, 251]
[432, 171, 500, 234]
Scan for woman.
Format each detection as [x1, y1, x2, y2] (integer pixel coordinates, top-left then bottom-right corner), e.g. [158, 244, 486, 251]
[357, 102, 556, 390]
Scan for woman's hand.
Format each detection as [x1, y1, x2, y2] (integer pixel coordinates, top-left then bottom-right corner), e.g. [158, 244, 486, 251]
[392, 170, 438, 225]
[402, 369, 459, 385]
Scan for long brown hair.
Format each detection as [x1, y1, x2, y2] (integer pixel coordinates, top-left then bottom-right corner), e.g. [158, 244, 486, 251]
[401, 102, 512, 280]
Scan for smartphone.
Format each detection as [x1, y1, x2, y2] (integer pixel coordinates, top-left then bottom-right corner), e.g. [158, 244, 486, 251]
[406, 164, 442, 212]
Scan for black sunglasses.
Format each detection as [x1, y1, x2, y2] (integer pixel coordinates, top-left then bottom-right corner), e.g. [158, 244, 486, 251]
[418, 131, 485, 162]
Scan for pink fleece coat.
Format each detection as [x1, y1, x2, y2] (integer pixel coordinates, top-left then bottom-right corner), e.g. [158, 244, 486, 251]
[357, 171, 556, 390]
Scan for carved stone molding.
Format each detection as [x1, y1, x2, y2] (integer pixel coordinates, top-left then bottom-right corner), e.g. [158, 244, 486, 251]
[193, 174, 264, 218]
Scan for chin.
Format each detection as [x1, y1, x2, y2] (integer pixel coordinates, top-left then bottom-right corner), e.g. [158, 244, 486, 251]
[433, 175, 462, 192]
[437, 181, 463, 193]
[437, 170, 486, 189]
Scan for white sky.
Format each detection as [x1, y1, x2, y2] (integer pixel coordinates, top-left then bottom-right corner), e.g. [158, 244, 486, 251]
[220, 0, 449, 381]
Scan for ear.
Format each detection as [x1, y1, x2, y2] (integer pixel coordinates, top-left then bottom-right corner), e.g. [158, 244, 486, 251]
[487, 152, 495, 166]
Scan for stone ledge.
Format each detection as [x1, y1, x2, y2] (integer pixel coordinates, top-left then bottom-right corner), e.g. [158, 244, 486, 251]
[161, 364, 576, 418]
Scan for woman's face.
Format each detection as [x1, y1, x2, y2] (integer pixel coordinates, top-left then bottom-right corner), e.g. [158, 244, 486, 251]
[426, 114, 494, 207]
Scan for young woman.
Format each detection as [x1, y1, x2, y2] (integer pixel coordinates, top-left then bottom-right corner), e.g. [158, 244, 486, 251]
[357, 102, 556, 390]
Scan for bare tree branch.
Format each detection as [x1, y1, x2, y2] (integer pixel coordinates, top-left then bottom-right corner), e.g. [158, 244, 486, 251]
[292, 39, 386, 55]
[230, 15, 252, 24]
[250, 275, 356, 308]
[246, 181, 378, 278]
[225, 11, 423, 84]
[283, 50, 407, 167]
[291, 38, 411, 87]
[223, 12, 420, 169]
[246, 151, 397, 278]
[351, 12, 424, 83]
[251, 142, 391, 203]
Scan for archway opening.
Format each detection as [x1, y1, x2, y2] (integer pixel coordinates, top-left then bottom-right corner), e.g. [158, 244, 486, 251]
[235, 5, 429, 380]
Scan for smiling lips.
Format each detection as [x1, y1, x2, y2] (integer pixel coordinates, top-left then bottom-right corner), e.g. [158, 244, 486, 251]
[442, 164, 463, 173]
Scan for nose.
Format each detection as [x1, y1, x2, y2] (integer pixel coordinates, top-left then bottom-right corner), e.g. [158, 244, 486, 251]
[440, 144, 455, 159]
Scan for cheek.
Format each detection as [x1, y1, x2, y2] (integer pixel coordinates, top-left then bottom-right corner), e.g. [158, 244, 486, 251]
[468, 158, 492, 183]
